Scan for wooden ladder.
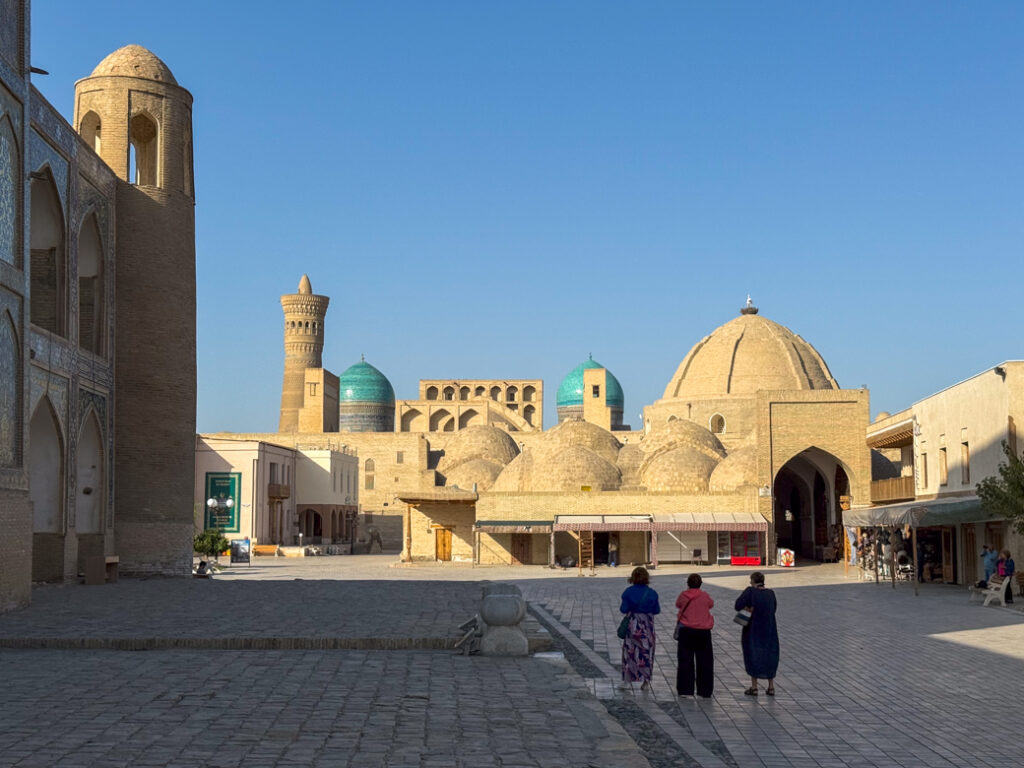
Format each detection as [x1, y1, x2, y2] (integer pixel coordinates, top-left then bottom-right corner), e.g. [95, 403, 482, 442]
[577, 530, 594, 575]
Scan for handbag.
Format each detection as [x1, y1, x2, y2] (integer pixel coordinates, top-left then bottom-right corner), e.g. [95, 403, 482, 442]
[673, 623, 683, 641]
[733, 609, 752, 627]
[617, 613, 631, 640]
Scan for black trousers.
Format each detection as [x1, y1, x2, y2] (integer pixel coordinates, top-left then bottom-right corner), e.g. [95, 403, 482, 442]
[676, 626, 714, 697]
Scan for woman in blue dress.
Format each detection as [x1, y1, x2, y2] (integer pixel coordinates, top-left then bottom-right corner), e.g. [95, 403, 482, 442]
[620, 566, 660, 689]
[734, 571, 779, 696]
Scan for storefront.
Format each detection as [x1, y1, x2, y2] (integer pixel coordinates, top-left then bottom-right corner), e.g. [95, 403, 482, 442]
[845, 496, 992, 588]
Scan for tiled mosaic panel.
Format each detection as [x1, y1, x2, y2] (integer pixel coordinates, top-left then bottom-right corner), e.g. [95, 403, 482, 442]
[0, 311, 18, 466]
[0, 117, 15, 265]
[29, 130, 68, 215]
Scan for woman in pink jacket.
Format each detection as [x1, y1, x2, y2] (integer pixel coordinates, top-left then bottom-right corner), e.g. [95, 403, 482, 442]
[675, 573, 715, 698]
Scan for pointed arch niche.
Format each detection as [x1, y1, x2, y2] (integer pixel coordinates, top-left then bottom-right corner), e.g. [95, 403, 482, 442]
[129, 111, 159, 187]
[75, 411, 105, 534]
[77, 212, 105, 354]
[29, 398, 64, 533]
[0, 311, 20, 466]
[29, 168, 67, 335]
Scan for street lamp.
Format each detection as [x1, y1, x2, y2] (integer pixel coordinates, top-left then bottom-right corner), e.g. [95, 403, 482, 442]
[206, 496, 234, 519]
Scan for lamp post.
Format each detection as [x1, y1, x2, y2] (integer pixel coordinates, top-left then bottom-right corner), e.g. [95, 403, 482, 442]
[206, 496, 234, 528]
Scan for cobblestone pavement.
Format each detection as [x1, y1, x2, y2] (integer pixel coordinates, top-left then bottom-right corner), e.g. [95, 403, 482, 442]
[520, 563, 1024, 768]
[1, 557, 1022, 767]
[0, 649, 646, 768]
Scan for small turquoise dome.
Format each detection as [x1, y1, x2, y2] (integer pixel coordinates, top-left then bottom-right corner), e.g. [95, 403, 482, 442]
[338, 360, 395, 404]
[556, 356, 624, 408]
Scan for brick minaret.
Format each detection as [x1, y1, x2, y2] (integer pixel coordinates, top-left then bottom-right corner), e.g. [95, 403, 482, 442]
[279, 275, 329, 432]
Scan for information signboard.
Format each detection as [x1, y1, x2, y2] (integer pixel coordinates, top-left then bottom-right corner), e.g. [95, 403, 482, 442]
[230, 538, 251, 564]
[204, 472, 241, 532]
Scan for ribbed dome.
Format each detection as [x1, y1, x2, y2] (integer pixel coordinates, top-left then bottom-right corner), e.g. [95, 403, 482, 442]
[337, 360, 395, 405]
[436, 426, 519, 475]
[444, 458, 504, 492]
[709, 446, 758, 492]
[663, 310, 837, 399]
[640, 447, 719, 493]
[557, 356, 624, 408]
[91, 45, 178, 84]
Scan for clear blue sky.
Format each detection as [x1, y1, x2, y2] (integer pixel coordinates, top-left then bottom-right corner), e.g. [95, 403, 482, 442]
[31, 2, 1024, 433]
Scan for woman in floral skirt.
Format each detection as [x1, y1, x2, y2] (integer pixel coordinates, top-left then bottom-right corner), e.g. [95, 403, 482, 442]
[619, 566, 660, 689]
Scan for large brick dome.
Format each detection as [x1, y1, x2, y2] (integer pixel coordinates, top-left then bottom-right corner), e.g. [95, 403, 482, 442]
[663, 307, 837, 399]
[90, 45, 178, 85]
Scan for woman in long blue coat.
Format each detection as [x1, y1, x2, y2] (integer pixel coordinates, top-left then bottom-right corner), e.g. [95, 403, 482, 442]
[734, 571, 779, 696]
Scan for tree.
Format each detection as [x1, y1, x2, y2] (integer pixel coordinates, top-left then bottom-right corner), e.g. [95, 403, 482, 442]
[977, 441, 1024, 535]
[193, 529, 230, 563]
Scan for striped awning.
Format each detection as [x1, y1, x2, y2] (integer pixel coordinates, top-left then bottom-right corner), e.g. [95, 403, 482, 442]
[553, 515, 652, 532]
[650, 512, 768, 532]
[474, 520, 553, 534]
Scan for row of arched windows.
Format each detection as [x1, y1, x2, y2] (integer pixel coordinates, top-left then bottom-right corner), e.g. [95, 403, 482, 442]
[285, 319, 319, 335]
[425, 384, 537, 403]
[28, 169, 107, 355]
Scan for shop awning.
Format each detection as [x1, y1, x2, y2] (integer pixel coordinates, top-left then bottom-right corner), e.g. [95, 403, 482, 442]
[844, 496, 992, 528]
[553, 515, 652, 532]
[650, 512, 768, 532]
[474, 520, 553, 534]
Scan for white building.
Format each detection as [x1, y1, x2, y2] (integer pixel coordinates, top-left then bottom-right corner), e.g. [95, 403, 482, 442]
[859, 361, 1024, 584]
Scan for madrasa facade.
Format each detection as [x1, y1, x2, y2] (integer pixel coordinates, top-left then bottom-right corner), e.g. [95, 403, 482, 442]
[0, 4, 197, 612]
[204, 278, 872, 569]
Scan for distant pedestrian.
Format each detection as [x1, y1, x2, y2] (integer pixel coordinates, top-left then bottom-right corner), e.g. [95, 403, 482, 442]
[675, 573, 715, 698]
[608, 534, 619, 568]
[734, 571, 779, 696]
[998, 550, 1016, 604]
[619, 566, 660, 690]
[981, 545, 999, 584]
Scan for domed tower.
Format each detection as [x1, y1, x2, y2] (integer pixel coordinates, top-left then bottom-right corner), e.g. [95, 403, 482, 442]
[337, 358, 395, 432]
[556, 355, 625, 430]
[279, 275, 329, 432]
[73, 46, 196, 576]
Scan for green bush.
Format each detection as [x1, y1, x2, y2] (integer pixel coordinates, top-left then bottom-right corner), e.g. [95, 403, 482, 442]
[194, 529, 230, 561]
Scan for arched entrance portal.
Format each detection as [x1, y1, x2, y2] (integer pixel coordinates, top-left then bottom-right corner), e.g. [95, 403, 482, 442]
[773, 448, 851, 561]
[300, 509, 323, 542]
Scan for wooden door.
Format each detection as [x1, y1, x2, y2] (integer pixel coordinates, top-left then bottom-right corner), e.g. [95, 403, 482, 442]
[962, 525, 977, 583]
[941, 528, 955, 583]
[435, 528, 452, 561]
[511, 534, 531, 565]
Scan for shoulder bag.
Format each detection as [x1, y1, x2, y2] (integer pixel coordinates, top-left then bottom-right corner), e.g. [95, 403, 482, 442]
[617, 613, 631, 640]
[733, 608, 752, 627]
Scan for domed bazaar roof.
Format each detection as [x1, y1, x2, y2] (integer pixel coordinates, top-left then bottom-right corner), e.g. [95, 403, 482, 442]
[663, 305, 837, 400]
[530, 445, 622, 492]
[709, 446, 758, 492]
[640, 418, 726, 463]
[537, 419, 622, 465]
[640, 447, 719, 493]
[91, 45, 178, 84]
[557, 356, 624, 408]
[444, 458, 504, 491]
[337, 360, 395, 405]
[436, 426, 520, 475]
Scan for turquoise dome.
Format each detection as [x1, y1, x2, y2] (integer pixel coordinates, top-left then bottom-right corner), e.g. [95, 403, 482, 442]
[338, 360, 395, 404]
[556, 356, 624, 408]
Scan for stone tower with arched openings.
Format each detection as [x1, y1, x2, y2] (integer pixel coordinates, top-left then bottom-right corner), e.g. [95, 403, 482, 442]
[73, 45, 197, 575]
[279, 275, 330, 432]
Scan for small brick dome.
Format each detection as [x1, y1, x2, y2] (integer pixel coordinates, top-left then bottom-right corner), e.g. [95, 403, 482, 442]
[444, 458, 505, 491]
[91, 45, 178, 85]
[640, 447, 719, 493]
[539, 419, 622, 465]
[641, 418, 726, 463]
[436, 425, 519, 475]
[709, 446, 758, 492]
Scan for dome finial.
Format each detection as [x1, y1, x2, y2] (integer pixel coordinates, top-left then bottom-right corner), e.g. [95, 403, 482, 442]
[740, 294, 758, 315]
[298, 274, 312, 294]
[361, 353, 365, 362]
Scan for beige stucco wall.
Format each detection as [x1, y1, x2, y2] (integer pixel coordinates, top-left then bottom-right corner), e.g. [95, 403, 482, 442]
[402, 501, 475, 562]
